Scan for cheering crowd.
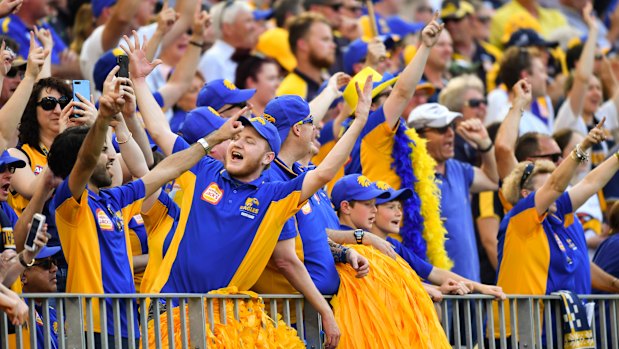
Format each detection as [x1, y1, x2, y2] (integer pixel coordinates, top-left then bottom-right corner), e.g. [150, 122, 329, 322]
[1, 0, 619, 347]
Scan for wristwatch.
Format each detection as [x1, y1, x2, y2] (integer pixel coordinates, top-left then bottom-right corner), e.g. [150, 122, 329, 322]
[353, 229, 365, 244]
[197, 138, 212, 155]
[19, 253, 35, 268]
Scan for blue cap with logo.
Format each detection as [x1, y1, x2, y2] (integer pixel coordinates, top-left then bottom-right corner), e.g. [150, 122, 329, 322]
[92, 0, 117, 18]
[35, 246, 61, 259]
[386, 16, 424, 37]
[239, 115, 281, 154]
[196, 79, 256, 110]
[179, 107, 226, 144]
[374, 181, 413, 205]
[331, 174, 390, 210]
[0, 150, 26, 169]
[265, 95, 311, 145]
[93, 48, 126, 92]
[343, 35, 397, 75]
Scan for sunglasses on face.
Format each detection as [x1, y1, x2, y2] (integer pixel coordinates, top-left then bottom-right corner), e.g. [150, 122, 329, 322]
[6, 67, 25, 79]
[343, 4, 362, 12]
[519, 162, 535, 189]
[37, 96, 70, 111]
[295, 115, 314, 126]
[32, 258, 57, 270]
[426, 123, 456, 134]
[476, 16, 491, 24]
[529, 152, 562, 164]
[417, 5, 433, 13]
[0, 164, 16, 174]
[218, 102, 247, 114]
[465, 98, 487, 108]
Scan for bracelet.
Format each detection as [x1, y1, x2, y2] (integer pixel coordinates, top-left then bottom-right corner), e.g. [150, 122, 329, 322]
[479, 142, 493, 153]
[509, 105, 525, 114]
[18, 253, 35, 268]
[116, 132, 132, 145]
[571, 143, 589, 163]
[189, 40, 205, 49]
[340, 247, 350, 264]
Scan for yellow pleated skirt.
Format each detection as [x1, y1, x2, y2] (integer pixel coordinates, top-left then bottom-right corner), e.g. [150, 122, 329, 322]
[144, 287, 305, 348]
[332, 245, 450, 349]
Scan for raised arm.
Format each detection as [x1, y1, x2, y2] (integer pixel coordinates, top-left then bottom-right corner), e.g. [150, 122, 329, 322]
[555, 3, 597, 131]
[67, 82, 125, 200]
[158, 0, 198, 54]
[143, 3, 178, 61]
[115, 79, 150, 177]
[157, 11, 210, 109]
[120, 80, 154, 168]
[33, 26, 52, 79]
[495, 79, 532, 180]
[569, 145, 619, 210]
[122, 32, 177, 155]
[141, 108, 245, 198]
[0, 41, 11, 94]
[101, 0, 141, 51]
[534, 121, 605, 216]
[457, 118, 499, 192]
[382, 13, 442, 128]
[308, 72, 350, 125]
[0, 34, 46, 149]
[300, 75, 373, 204]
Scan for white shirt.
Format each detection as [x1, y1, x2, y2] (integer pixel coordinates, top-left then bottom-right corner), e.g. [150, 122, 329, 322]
[554, 98, 619, 136]
[494, 96, 555, 136]
[198, 39, 237, 83]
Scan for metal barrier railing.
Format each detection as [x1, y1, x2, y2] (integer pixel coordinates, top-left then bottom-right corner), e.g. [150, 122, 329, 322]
[1, 293, 618, 349]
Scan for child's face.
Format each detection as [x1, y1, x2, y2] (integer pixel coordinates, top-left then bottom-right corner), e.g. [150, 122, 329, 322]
[348, 199, 378, 231]
[375, 201, 403, 235]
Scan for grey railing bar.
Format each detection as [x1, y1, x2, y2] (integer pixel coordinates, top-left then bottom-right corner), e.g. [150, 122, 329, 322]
[152, 299, 162, 349]
[166, 297, 174, 349]
[113, 298, 122, 349]
[188, 297, 206, 349]
[464, 299, 473, 348]
[140, 299, 148, 349]
[475, 299, 484, 349]
[179, 298, 188, 349]
[85, 298, 95, 349]
[126, 299, 136, 349]
[42, 298, 51, 349]
[99, 298, 108, 349]
[269, 299, 277, 328]
[543, 299, 553, 349]
[295, 298, 304, 339]
[508, 299, 517, 349]
[486, 299, 495, 349]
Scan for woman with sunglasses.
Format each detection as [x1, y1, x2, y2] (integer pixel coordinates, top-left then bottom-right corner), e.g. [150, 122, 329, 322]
[492, 122, 619, 342]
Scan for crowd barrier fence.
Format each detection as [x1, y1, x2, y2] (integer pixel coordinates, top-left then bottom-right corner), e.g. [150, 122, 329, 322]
[1, 293, 618, 349]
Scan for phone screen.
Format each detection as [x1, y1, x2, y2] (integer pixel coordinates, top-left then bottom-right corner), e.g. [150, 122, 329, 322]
[25, 217, 41, 250]
[116, 55, 129, 78]
[72, 80, 90, 117]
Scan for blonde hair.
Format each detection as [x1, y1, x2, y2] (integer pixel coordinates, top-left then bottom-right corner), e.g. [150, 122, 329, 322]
[501, 160, 556, 206]
[438, 74, 484, 112]
[70, 4, 95, 54]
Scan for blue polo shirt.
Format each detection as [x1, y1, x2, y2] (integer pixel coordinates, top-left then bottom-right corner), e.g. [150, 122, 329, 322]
[387, 236, 433, 280]
[436, 159, 480, 282]
[34, 304, 58, 349]
[0, 202, 18, 250]
[156, 137, 307, 293]
[0, 15, 67, 64]
[52, 178, 144, 338]
[270, 158, 341, 294]
[592, 233, 619, 346]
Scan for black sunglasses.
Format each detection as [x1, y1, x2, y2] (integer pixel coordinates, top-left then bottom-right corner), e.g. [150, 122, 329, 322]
[529, 152, 562, 164]
[466, 98, 487, 108]
[32, 258, 57, 270]
[218, 102, 247, 114]
[519, 162, 535, 189]
[0, 164, 16, 174]
[426, 122, 456, 134]
[37, 96, 70, 111]
[6, 67, 25, 78]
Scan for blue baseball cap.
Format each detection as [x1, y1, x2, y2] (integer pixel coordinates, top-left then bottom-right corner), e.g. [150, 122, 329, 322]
[343, 35, 397, 75]
[179, 107, 226, 144]
[35, 246, 61, 259]
[331, 174, 390, 210]
[506, 29, 559, 48]
[253, 9, 274, 21]
[265, 95, 311, 145]
[374, 181, 413, 205]
[386, 16, 424, 37]
[92, 0, 117, 18]
[239, 115, 281, 154]
[196, 79, 256, 110]
[93, 48, 126, 92]
[0, 150, 26, 169]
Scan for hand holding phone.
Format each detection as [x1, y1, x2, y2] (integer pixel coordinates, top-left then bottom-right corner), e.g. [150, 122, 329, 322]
[24, 213, 46, 252]
[72, 80, 91, 118]
[116, 55, 129, 78]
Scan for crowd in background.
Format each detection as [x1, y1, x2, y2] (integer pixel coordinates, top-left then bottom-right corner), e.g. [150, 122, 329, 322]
[0, 0, 618, 347]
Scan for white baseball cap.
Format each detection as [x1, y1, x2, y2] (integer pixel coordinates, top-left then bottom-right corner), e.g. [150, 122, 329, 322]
[407, 103, 462, 130]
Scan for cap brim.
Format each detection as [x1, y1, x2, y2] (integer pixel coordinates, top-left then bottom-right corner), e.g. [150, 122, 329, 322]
[36, 246, 61, 259]
[426, 112, 462, 128]
[253, 9, 274, 21]
[224, 89, 256, 106]
[351, 188, 391, 202]
[416, 82, 435, 95]
[239, 116, 277, 153]
[376, 188, 413, 205]
[0, 156, 26, 169]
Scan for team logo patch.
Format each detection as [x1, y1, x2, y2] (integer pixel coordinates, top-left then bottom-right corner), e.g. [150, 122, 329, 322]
[133, 214, 144, 224]
[240, 197, 260, 219]
[223, 80, 237, 90]
[207, 106, 221, 116]
[201, 182, 223, 204]
[250, 116, 267, 125]
[263, 113, 276, 123]
[357, 175, 371, 187]
[301, 202, 312, 215]
[34, 165, 44, 175]
[375, 181, 391, 190]
[97, 209, 114, 231]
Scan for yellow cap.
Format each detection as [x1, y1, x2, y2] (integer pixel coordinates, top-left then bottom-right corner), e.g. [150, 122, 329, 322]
[256, 27, 297, 72]
[343, 67, 400, 111]
[441, 0, 474, 19]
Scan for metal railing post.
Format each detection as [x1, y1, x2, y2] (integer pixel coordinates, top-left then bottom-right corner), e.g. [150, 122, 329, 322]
[187, 297, 207, 349]
[303, 298, 321, 349]
[517, 297, 535, 349]
[65, 296, 85, 349]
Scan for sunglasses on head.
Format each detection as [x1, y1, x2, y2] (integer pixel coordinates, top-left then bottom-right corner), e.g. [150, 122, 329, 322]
[519, 162, 535, 189]
[529, 152, 562, 164]
[37, 96, 70, 111]
[0, 164, 16, 174]
[295, 115, 314, 126]
[32, 258, 57, 270]
[466, 98, 487, 108]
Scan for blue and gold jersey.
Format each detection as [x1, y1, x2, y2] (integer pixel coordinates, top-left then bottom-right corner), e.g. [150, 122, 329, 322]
[276, 69, 322, 101]
[152, 137, 308, 294]
[52, 178, 145, 338]
[494, 191, 590, 336]
[128, 214, 147, 292]
[255, 159, 341, 295]
[140, 191, 180, 294]
[345, 106, 402, 189]
[0, 202, 18, 251]
[0, 15, 67, 64]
